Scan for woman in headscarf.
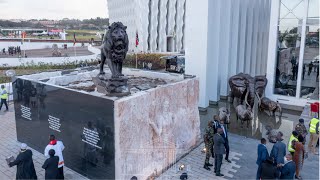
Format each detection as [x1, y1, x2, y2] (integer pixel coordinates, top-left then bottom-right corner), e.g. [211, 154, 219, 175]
[292, 135, 306, 180]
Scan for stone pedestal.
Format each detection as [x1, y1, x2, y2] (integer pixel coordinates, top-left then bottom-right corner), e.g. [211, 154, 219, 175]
[93, 74, 130, 97]
[13, 69, 201, 180]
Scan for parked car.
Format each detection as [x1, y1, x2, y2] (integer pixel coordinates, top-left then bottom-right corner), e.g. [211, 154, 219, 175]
[161, 55, 185, 74]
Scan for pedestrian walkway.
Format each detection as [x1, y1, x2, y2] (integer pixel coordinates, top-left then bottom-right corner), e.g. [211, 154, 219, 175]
[0, 104, 87, 179]
[157, 143, 242, 180]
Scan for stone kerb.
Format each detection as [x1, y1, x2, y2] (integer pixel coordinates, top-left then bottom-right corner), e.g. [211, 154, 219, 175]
[114, 77, 201, 180]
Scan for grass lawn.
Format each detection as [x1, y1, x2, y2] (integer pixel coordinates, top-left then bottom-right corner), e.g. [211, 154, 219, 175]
[66, 30, 104, 34]
[66, 29, 104, 41]
[66, 35, 99, 41]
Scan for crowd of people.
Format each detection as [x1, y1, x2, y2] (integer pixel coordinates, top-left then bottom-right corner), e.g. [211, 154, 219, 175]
[1, 46, 21, 56]
[1, 46, 28, 58]
[7, 135, 65, 179]
[203, 115, 231, 177]
[301, 62, 319, 81]
[256, 117, 319, 180]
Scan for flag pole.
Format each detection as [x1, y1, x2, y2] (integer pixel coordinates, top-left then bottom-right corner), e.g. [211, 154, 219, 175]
[135, 48, 137, 69]
[73, 33, 77, 57]
[135, 30, 139, 69]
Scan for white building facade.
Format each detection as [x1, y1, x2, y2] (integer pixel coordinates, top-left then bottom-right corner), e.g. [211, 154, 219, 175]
[107, 0, 186, 53]
[107, 0, 318, 109]
[185, 0, 272, 108]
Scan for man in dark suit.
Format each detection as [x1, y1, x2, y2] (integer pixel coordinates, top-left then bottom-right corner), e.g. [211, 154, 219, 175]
[211, 115, 220, 158]
[279, 154, 296, 179]
[270, 131, 286, 178]
[260, 157, 277, 179]
[213, 128, 225, 177]
[256, 138, 269, 180]
[218, 118, 231, 163]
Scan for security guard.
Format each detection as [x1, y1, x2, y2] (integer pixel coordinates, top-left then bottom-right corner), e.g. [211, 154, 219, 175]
[308, 116, 319, 155]
[0, 85, 8, 111]
[203, 120, 215, 170]
[288, 131, 298, 156]
[295, 118, 308, 144]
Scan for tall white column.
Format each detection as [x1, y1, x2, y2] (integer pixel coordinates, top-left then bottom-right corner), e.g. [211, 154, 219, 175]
[149, 0, 159, 52]
[250, 0, 259, 76]
[167, 0, 177, 37]
[176, 0, 186, 52]
[185, 0, 209, 108]
[136, 0, 150, 52]
[218, 0, 232, 97]
[255, 1, 262, 75]
[229, 0, 240, 77]
[265, 0, 280, 98]
[237, 0, 248, 73]
[245, 0, 254, 74]
[207, 0, 222, 103]
[261, 0, 269, 76]
[158, 0, 168, 52]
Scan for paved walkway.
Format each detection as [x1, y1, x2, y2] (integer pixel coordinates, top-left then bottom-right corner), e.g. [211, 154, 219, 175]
[0, 104, 87, 179]
[157, 143, 242, 180]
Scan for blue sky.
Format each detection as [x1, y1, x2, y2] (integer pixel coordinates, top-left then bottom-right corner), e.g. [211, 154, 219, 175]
[0, 0, 108, 20]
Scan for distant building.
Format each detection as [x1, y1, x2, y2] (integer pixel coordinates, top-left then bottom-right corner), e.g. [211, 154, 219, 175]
[107, 0, 186, 53]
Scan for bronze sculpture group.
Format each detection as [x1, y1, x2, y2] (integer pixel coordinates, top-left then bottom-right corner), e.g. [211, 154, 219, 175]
[228, 73, 282, 128]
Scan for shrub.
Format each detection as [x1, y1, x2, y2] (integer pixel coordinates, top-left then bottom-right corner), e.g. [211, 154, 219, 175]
[123, 53, 168, 70]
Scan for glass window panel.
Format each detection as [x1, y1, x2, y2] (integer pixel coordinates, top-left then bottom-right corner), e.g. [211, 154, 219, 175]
[300, 0, 319, 99]
[274, 0, 305, 97]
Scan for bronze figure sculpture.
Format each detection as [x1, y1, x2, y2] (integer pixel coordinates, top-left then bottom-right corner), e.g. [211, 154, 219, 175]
[228, 73, 268, 107]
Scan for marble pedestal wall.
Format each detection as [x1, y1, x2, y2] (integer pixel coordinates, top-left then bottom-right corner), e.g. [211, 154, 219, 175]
[114, 78, 201, 179]
[14, 69, 201, 179]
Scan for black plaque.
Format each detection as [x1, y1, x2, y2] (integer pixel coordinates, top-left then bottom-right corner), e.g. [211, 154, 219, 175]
[13, 77, 115, 179]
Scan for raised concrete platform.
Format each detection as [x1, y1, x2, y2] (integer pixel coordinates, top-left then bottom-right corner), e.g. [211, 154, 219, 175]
[13, 67, 201, 179]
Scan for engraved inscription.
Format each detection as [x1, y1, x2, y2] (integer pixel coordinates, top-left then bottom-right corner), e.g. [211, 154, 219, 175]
[48, 115, 61, 132]
[21, 105, 31, 120]
[81, 127, 102, 149]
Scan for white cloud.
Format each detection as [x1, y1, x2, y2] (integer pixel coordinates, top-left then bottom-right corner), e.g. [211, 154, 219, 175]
[0, 0, 108, 20]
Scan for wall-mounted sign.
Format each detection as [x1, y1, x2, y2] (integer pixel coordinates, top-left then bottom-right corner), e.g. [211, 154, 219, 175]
[81, 127, 102, 149]
[48, 115, 61, 132]
[21, 105, 31, 120]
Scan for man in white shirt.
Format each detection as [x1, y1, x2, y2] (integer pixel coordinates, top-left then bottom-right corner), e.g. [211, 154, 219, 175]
[44, 135, 65, 179]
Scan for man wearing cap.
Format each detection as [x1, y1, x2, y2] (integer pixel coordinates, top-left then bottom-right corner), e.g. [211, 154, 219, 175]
[0, 84, 9, 112]
[45, 135, 65, 179]
[295, 119, 308, 145]
[9, 143, 37, 179]
[308, 116, 319, 155]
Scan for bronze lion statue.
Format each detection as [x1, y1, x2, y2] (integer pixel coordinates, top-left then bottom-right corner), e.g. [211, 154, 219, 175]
[100, 22, 129, 78]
